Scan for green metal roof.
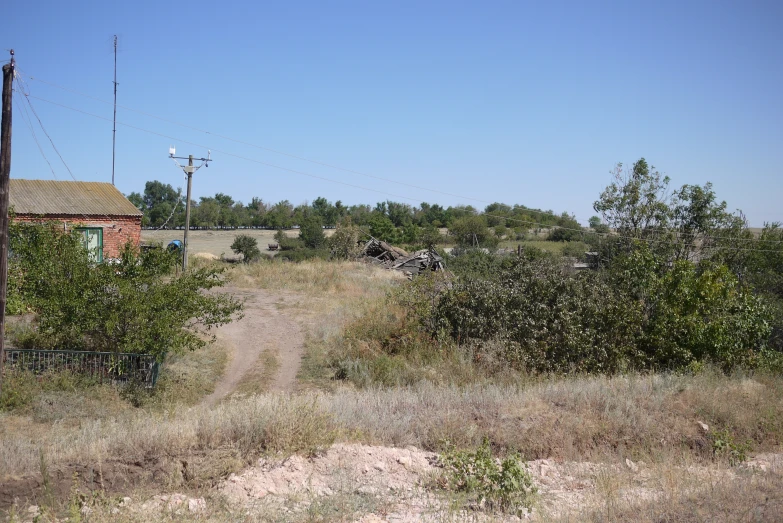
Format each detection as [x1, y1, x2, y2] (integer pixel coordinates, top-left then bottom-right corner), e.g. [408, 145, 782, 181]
[9, 179, 143, 217]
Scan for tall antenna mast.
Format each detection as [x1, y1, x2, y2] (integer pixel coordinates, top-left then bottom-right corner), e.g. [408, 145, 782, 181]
[111, 35, 118, 185]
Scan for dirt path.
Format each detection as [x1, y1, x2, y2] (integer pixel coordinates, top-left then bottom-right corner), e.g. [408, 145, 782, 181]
[203, 287, 305, 405]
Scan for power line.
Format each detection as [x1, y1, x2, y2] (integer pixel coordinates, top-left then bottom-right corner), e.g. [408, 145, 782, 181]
[17, 85, 77, 182]
[16, 77, 120, 224]
[19, 71, 564, 217]
[19, 71, 783, 242]
[14, 96, 58, 180]
[26, 93, 427, 204]
[20, 93, 783, 254]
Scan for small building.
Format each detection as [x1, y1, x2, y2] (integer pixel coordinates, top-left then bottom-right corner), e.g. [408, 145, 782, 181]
[10, 179, 143, 262]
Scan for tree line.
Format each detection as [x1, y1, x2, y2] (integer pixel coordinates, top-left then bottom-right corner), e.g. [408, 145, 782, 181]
[126, 181, 579, 236]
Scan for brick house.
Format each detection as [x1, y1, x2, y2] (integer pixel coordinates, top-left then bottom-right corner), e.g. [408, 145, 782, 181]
[10, 179, 143, 261]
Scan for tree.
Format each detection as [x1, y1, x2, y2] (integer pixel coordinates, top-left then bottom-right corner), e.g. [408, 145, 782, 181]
[386, 201, 414, 227]
[300, 214, 326, 248]
[548, 213, 583, 242]
[126, 192, 149, 227]
[449, 215, 498, 248]
[142, 181, 183, 228]
[194, 198, 220, 228]
[420, 226, 442, 250]
[329, 219, 362, 259]
[594, 159, 672, 237]
[588, 215, 609, 233]
[231, 234, 261, 263]
[593, 159, 748, 264]
[265, 200, 294, 229]
[369, 214, 398, 244]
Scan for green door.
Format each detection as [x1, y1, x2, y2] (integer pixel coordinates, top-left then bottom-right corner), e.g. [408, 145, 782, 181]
[77, 227, 103, 262]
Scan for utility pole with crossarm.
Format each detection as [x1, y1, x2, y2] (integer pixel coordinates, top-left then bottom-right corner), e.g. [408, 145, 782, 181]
[169, 146, 211, 270]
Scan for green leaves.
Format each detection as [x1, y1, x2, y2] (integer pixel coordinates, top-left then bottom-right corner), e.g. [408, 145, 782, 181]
[231, 234, 261, 263]
[428, 247, 771, 373]
[440, 439, 537, 514]
[299, 214, 327, 248]
[8, 223, 243, 360]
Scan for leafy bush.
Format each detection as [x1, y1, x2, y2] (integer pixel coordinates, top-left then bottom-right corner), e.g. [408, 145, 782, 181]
[449, 216, 499, 248]
[444, 249, 516, 281]
[369, 214, 399, 244]
[710, 428, 752, 466]
[7, 222, 242, 360]
[610, 245, 772, 370]
[439, 438, 536, 514]
[274, 231, 304, 251]
[431, 246, 772, 373]
[328, 221, 362, 259]
[300, 215, 326, 248]
[230, 234, 261, 263]
[434, 256, 638, 373]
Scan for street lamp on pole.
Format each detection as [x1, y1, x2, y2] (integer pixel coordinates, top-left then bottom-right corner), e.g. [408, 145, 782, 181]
[169, 146, 211, 270]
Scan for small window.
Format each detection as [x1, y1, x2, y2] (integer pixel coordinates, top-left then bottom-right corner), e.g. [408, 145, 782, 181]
[76, 227, 103, 263]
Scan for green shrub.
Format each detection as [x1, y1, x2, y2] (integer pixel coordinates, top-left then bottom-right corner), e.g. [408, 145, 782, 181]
[328, 221, 362, 259]
[710, 428, 752, 466]
[300, 215, 326, 248]
[449, 216, 499, 248]
[434, 256, 638, 373]
[7, 222, 242, 360]
[230, 234, 261, 263]
[610, 246, 772, 370]
[431, 246, 772, 373]
[439, 438, 536, 515]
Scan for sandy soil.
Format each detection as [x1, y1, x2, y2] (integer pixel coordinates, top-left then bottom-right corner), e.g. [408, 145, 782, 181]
[203, 287, 306, 405]
[92, 448, 780, 522]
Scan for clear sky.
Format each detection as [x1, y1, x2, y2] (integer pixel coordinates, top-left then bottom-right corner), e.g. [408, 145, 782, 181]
[5, 0, 782, 225]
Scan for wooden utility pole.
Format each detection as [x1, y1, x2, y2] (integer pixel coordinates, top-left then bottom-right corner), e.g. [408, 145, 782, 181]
[0, 51, 15, 397]
[183, 155, 193, 270]
[169, 149, 210, 271]
[111, 35, 118, 185]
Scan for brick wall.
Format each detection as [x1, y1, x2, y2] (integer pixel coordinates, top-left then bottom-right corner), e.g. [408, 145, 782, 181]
[13, 214, 142, 259]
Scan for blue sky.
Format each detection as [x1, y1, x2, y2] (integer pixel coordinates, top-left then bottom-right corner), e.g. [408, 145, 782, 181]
[5, 0, 782, 225]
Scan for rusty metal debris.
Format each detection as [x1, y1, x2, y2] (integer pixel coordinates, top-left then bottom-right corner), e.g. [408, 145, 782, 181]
[360, 238, 445, 276]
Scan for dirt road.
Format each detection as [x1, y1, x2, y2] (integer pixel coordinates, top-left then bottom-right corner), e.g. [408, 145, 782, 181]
[203, 287, 305, 405]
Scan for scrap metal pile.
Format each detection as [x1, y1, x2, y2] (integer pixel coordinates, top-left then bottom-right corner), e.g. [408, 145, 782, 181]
[360, 238, 445, 276]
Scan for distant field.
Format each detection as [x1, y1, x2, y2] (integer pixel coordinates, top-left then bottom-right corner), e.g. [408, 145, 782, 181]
[140, 229, 575, 258]
[141, 229, 334, 258]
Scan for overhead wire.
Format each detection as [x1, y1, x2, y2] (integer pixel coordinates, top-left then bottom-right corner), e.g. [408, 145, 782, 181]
[16, 79, 77, 182]
[26, 93, 427, 205]
[14, 95, 58, 180]
[19, 71, 783, 244]
[16, 90, 783, 254]
[15, 76, 126, 225]
[20, 71, 589, 225]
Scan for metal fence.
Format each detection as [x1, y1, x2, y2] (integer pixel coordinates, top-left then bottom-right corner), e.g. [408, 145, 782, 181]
[3, 349, 160, 387]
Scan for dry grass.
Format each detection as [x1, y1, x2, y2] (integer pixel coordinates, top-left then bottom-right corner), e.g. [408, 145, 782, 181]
[572, 467, 783, 522]
[230, 349, 280, 398]
[225, 258, 405, 295]
[2, 373, 781, 479]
